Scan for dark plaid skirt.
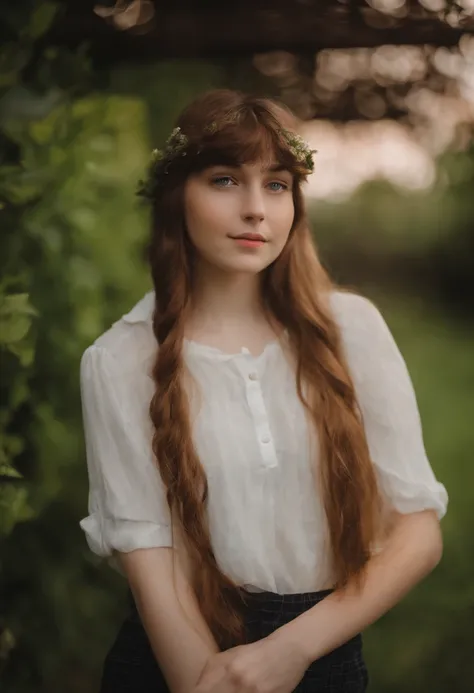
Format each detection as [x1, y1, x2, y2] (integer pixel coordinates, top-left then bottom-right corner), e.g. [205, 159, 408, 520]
[100, 589, 368, 693]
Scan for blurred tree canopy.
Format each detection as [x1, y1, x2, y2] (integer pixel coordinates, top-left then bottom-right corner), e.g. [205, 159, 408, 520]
[1, 1, 473, 692]
[56, 1, 474, 126]
[58, 0, 473, 54]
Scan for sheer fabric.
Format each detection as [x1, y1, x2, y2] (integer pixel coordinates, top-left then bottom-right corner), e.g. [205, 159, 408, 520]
[80, 291, 448, 593]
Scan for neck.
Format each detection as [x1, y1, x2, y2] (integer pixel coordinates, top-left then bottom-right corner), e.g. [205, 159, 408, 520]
[188, 262, 266, 333]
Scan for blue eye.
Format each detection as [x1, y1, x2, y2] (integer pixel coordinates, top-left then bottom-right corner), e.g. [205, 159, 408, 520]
[267, 181, 288, 192]
[212, 176, 234, 187]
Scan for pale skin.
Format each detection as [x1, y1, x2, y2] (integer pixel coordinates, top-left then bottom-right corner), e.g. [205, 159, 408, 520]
[118, 159, 443, 693]
[182, 160, 295, 353]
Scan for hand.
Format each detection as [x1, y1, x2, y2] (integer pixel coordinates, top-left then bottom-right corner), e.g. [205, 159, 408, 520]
[192, 633, 309, 693]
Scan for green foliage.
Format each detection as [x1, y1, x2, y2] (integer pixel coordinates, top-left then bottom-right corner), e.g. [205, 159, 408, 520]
[0, 2, 152, 540]
[360, 299, 474, 692]
[0, 289, 37, 534]
[0, 3, 223, 690]
[0, 2, 62, 541]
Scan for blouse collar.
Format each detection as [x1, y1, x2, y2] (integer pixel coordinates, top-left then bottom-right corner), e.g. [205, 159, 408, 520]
[121, 291, 154, 324]
[121, 291, 287, 362]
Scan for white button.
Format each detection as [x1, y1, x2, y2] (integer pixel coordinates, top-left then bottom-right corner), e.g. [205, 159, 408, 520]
[261, 435, 271, 444]
[248, 372, 258, 381]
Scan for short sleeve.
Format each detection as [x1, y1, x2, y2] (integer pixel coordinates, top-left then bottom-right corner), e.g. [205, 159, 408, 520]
[333, 293, 448, 520]
[79, 344, 172, 557]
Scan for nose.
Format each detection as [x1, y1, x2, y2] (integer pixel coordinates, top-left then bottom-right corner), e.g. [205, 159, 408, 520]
[241, 186, 265, 225]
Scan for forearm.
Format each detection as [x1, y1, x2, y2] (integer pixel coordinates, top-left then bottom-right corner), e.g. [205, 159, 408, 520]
[269, 510, 443, 665]
[119, 546, 219, 693]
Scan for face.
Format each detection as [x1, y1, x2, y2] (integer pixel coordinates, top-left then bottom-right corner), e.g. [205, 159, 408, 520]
[184, 159, 295, 276]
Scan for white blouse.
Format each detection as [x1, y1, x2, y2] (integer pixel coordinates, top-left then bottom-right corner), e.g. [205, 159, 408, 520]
[79, 290, 448, 594]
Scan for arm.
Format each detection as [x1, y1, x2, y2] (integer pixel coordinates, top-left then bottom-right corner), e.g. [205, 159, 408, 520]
[269, 508, 442, 665]
[271, 295, 447, 666]
[118, 545, 219, 693]
[192, 511, 442, 693]
[78, 344, 219, 692]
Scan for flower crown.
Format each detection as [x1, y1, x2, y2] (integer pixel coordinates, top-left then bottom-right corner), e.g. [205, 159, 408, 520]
[137, 123, 316, 201]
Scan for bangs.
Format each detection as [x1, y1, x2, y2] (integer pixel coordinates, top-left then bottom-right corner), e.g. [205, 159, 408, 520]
[189, 110, 306, 176]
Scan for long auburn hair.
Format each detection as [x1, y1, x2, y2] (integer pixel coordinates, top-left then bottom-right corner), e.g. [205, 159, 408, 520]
[147, 89, 381, 648]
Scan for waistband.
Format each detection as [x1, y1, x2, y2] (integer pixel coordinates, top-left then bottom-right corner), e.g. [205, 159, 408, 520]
[239, 588, 333, 610]
[128, 587, 333, 609]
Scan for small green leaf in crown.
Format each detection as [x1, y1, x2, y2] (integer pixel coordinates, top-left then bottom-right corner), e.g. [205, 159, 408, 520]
[137, 127, 189, 200]
[280, 129, 317, 174]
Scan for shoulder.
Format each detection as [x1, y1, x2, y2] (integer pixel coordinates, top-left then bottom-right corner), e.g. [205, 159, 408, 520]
[329, 290, 405, 377]
[329, 289, 387, 344]
[81, 292, 156, 379]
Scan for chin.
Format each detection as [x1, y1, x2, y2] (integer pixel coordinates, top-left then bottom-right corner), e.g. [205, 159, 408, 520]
[224, 257, 271, 275]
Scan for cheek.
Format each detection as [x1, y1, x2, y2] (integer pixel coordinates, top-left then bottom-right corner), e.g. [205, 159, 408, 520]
[186, 190, 226, 240]
[185, 189, 209, 244]
[185, 197, 231, 261]
[272, 198, 294, 240]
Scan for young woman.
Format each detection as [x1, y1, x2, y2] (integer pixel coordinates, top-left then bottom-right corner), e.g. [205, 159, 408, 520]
[79, 89, 448, 693]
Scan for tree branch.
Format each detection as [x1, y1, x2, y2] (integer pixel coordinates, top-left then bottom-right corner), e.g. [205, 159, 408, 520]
[51, 3, 473, 63]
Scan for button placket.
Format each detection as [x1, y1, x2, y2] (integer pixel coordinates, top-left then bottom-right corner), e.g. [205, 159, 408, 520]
[237, 359, 278, 469]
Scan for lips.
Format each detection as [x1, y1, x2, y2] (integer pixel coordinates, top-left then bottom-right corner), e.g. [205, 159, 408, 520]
[231, 233, 267, 242]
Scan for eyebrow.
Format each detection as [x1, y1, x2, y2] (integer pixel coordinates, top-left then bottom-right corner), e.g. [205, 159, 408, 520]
[207, 163, 291, 174]
[265, 164, 290, 173]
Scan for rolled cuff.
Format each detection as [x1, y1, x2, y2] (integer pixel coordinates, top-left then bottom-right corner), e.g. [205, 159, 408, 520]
[80, 513, 173, 557]
[375, 466, 448, 520]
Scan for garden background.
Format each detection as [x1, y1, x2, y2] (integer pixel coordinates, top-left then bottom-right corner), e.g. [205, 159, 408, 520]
[1, 2, 473, 692]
